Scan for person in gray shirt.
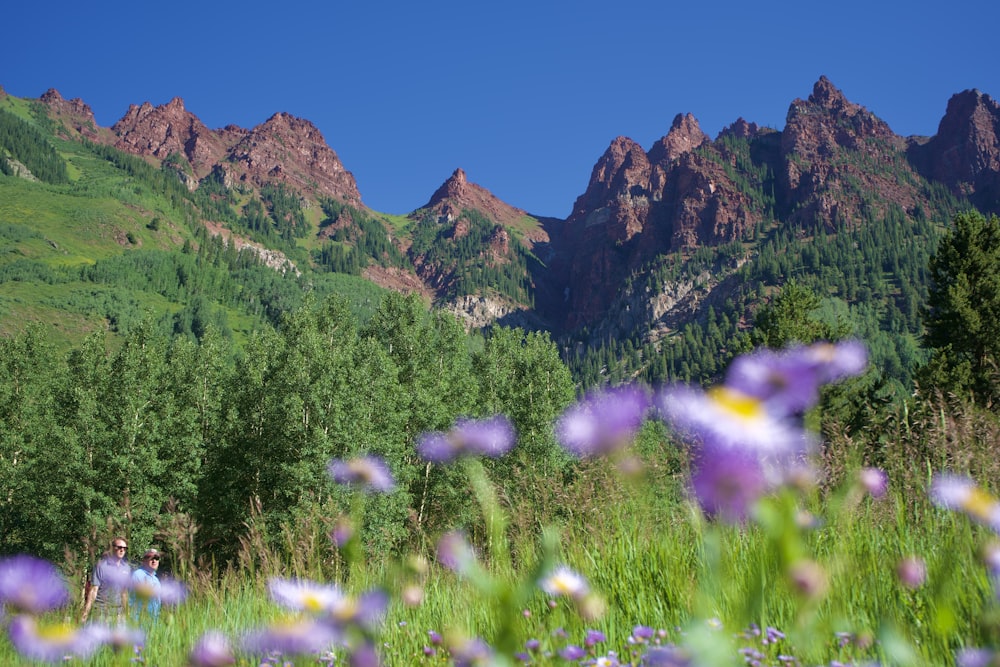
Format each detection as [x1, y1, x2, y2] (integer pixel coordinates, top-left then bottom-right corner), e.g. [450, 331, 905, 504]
[81, 537, 132, 622]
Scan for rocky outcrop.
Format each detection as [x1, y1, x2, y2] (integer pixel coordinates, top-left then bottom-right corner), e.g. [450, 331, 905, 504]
[112, 97, 229, 175]
[777, 76, 919, 227]
[224, 112, 362, 207]
[420, 168, 532, 233]
[910, 89, 1000, 210]
[109, 98, 361, 207]
[39, 88, 108, 142]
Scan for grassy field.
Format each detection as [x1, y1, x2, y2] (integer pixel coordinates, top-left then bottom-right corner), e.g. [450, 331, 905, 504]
[1, 465, 996, 666]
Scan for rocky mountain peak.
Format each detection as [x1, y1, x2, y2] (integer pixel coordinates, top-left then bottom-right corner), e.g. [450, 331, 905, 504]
[38, 88, 102, 141]
[419, 168, 528, 230]
[649, 113, 710, 165]
[112, 96, 226, 174]
[719, 117, 764, 140]
[808, 75, 850, 111]
[568, 136, 651, 223]
[917, 89, 1000, 196]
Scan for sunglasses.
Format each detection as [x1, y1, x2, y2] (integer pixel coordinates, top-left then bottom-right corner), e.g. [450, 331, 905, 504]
[147, 556, 160, 561]
[114, 545, 127, 550]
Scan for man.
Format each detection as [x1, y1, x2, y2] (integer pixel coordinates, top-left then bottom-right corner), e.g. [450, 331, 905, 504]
[81, 537, 131, 622]
[130, 548, 162, 623]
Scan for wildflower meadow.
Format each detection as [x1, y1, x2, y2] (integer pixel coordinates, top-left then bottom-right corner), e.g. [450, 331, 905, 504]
[4, 339, 1000, 665]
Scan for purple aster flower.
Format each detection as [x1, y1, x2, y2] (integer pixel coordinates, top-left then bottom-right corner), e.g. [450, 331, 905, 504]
[327, 588, 389, 631]
[690, 444, 768, 523]
[189, 631, 236, 667]
[327, 455, 395, 493]
[805, 339, 868, 383]
[555, 384, 651, 457]
[428, 630, 443, 645]
[640, 646, 691, 666]
[631, 625, 655, 643]
[436, 531, 478, 574]
[451, 637, 494, 667]
[525, 638, 541, 651]
[930, 474, 1000, 532]
[8, 615, 107, 662]
[331, 517, 355, 548]
[0, 554, 70, 614]
[348, 640, 380, 667]
[561, 644, 586, 660]
[540, 565, 589, 600]
[585, 629, 607, 647]
[242, 617, 341, 657]
[859, 467, 888, 498]
[268, 577, 346, 615]
[957, 648, 997, 667]
[657, 384, 815, 467]
[897, 556, 927, 589]
[159, 577, 187, 606]
[417, 415, 516, 462]
[725, 341, 867, 416]
[86, 622, 144, 653]
[725, 347, 826, 416]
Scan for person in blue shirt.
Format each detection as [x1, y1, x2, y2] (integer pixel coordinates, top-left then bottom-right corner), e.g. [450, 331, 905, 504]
[130, 548, 162, 623]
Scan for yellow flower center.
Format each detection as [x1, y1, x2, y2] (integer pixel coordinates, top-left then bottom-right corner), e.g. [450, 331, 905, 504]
[37, 622, 76, 643]
[962, 487, 998, 522]
[708, 387, 765, 421]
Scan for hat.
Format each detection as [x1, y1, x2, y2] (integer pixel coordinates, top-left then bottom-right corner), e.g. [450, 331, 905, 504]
[142, 548, 160, 559]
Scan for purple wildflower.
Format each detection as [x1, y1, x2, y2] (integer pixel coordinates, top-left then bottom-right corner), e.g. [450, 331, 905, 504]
[657, 384, 815, 463]
[158, 576, 187, 606]
[451, 637, 494, 667]
[930, 474, 1000, 532]
[957, 648, 997, 667]
[428, 630, 443, 645]
[0, 554, 70, 614]
[327, 588, 389, 631]
[348, 640, 380, 667]
[241, 617, 341, 657]
[331, 517, 355, 548]
[268, 577, 345, 614]
[585, 629, 607, 647]
[436, 531, 478, 574]
[560, 644, 586, 660]
[640, 645, 691, 666]
[897, 556, 927, 589]
[859, 467, 888, 498]
[631, 625, 655, 643]
[525, 638, 541, 651]
[690, 444, 768, 523]
[189, 631, 236, 667]
[555, 384, 651, 457]
[725, 341, 867, 416]
[8, 615, 107, 663]
[417, 415, 516, 462]
[327, 455, 395, 493]
[86, 623, 144, 653]
[540, 566, 589, 600]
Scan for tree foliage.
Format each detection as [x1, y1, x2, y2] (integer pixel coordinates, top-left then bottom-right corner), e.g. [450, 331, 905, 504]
[920, 211, 1000, 406]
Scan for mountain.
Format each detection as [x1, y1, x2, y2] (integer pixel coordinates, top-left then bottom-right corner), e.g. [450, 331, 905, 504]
[2, 77, 1000, 387]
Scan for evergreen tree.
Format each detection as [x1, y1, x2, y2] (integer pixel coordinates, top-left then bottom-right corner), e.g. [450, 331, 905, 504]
[919, 210, 1000, 406]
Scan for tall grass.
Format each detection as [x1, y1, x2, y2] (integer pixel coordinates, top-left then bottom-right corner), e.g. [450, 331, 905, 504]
[5, 394, 1000, 665]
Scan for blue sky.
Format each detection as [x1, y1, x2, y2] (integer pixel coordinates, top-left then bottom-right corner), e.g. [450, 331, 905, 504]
[5, 0, 999, 218]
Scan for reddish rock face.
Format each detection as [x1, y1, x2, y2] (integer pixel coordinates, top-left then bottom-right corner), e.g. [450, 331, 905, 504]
[911, 89, 1000, 208]
[777, 75, 918, 228]
[109, 98, 361, 207]
[421, 168, 533, 233]
[112, 97, 229, 175]
[39, 88, 107, 141]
